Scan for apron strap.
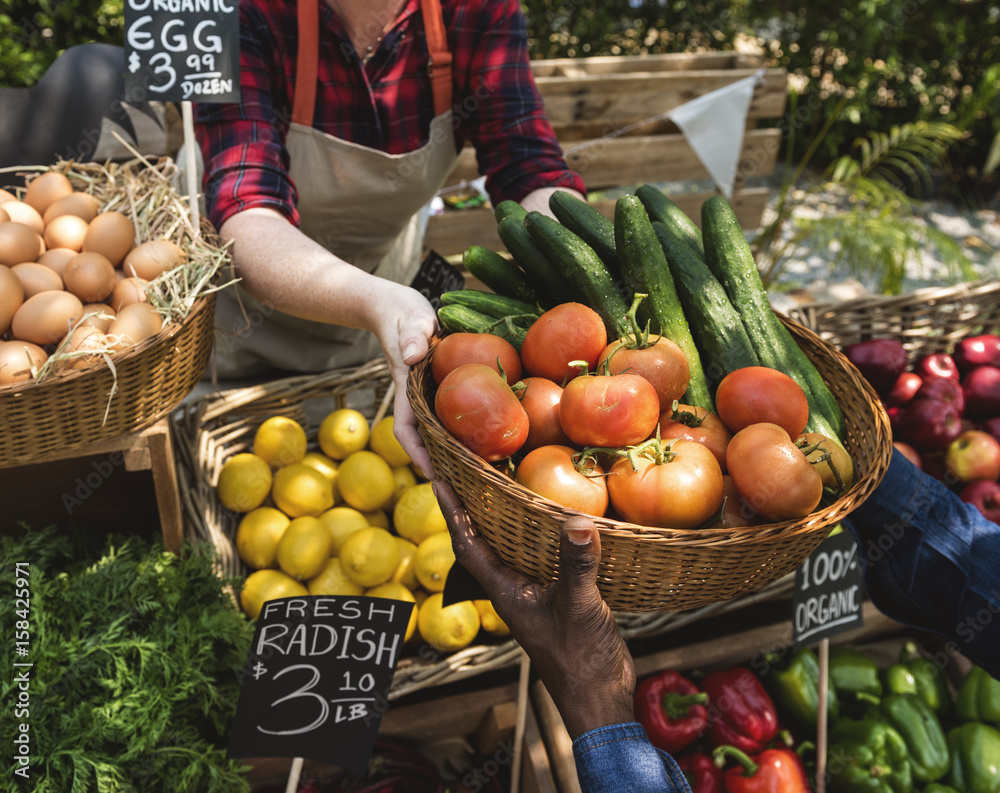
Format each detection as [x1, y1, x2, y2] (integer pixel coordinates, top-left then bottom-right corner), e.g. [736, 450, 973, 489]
[292, 0, 320, 127]
[293, 0, 453, 127]
[421, 0, 453, 116]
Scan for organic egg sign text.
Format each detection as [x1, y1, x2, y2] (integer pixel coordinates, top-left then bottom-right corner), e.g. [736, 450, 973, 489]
[792, 530, 865, 650]
[227, 596, 413, 772]
[123, 0, 240, 103]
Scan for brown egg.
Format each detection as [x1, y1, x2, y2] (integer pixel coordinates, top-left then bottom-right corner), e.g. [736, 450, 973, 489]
[107, 302, 163, 352]
[11, 262, 63, 297]
[0, 207, 9, 224]
[0, 265, 24, 335]
[1, 201, 44, 235]
[43, 192, 100, 225]
[63, 252, 116, 303]
[60, 325, 109, 371]
[24, 172, 74, 215]
[78, 303, 116, 333]
[43, 214, 89, 252]
[110, 276, 148, 312]
[0, 222, 42, 267]
[11, 290, 83, 345]
[0, 189, 16, 205]
[82, 211, 134, 267]
[36, 248, 78, 279]
[122, 239, 186, 281]
[0, 340, 48, 385]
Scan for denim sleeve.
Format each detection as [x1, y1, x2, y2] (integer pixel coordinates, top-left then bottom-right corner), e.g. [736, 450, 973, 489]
[844, 448, 1000, 676]
[573, 723, 692, 793]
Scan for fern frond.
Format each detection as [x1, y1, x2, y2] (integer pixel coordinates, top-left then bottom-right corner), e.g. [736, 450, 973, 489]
[843, 122, 966, 194]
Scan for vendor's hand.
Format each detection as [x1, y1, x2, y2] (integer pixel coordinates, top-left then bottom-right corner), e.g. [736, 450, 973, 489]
[434, 479, 636, 739]
[371, 283, 438, 479]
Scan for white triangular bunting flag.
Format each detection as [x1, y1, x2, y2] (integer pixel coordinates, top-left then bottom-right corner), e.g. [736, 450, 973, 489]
[666, 72, 762, 200]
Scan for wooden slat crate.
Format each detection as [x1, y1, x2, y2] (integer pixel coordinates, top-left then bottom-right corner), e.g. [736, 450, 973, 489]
[425, 52, 787, 257]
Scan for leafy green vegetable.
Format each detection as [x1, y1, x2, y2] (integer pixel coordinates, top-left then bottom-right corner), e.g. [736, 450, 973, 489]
[1, 526, 254, 792]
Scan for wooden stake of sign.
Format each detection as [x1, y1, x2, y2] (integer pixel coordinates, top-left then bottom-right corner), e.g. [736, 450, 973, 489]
[181, 101, 200, 238]
[815, 638, 829, 793]
[285, 757, 304, 793]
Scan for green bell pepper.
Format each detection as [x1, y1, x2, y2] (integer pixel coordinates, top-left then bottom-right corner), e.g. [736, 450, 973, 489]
[828, 718, 913, 793]
[880, 659, 919, 697]
[866, 693, 950, 783]
[946, 721, 1000, 793]
[763, 647, 839, 735]
[829, 645, 882, 717]
[956, 666, 1000, 723]
[921, 785, 959, 793]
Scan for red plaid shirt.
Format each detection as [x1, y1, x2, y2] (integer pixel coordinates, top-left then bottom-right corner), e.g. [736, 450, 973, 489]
[195, 0, 584, 230]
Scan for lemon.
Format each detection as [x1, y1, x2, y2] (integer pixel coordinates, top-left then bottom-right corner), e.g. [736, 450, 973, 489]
[339, 526, 399, 588]
[337, 450, 395, 512]
[252, 416, 308, 470]
[216, 453, 272, 512]
[417, 594, 480, 653]
[318, 408, 370, 460]
[361, 508, 390, 530]
[366, 582, 418, 642]
[318, 506, 369, 554]
[235, 506, 291, 569]
[389, 465, 418, 507]
[390, 536, 420, 590]
[393, 482, 447, 544]
[475, 600, 511, 638]
[240, 569, 308, 620]
[307, 557, 365, 597]
[415, 531, 456, 593]
[413, 589, 429, 608]
[276, 516, 334, 580]
[369, 416, 411, 467]
[300, 452, 341, 503]
[272, 463, 335, 518]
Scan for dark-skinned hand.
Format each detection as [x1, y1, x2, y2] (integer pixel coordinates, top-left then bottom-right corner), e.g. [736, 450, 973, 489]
[433, 479, 636, 739]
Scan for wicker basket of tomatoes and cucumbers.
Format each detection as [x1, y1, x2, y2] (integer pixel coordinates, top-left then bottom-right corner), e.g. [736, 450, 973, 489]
[405, 187, 893, 613]
[633, 639, 1000, 793]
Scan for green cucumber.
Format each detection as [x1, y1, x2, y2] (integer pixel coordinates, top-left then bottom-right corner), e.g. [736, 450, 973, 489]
[462, 245, 542, 305]
[496, 215, 572, 307]
[440, 289, 541, 319]
[614, 195, 713, 410]
[437, 304, 531, 350]
[523, 211, 631, 338]
[548, 190, 621, 272]
[653, 220, 759, 388]
[636, 184, 705, 254]
[701, 195, 846, 440]
[494, 199, 528, 225]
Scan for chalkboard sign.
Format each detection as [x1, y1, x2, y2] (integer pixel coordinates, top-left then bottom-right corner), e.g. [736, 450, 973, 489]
[123, 0, 241, 104]
[228, 596, 413, 772]
[793, 530, 865, 650]
[409, 250, 466, 311]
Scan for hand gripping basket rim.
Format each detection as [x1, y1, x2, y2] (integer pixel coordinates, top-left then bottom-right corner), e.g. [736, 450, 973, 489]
[407, 312, 893, 613]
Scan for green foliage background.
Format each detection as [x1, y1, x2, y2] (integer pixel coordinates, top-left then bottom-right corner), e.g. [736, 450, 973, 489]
[1, 0, 997, 196]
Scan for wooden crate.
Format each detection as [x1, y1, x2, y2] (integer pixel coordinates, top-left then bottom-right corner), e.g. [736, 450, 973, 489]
[425, 52, 787, 257]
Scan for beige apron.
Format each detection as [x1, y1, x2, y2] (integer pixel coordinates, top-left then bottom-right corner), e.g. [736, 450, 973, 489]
[214, 0, 456, 378]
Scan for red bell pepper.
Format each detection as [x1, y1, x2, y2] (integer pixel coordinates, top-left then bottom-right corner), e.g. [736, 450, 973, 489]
[701, 667, 779, 754]
[676, 751, 724, 793]
[714, 746, 811, 793]
[634, 669, 709, 754]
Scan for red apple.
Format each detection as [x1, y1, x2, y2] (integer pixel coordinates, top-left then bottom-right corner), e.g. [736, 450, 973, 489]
[897, 398, 963, 451]
[914, 352, 960, 383]
[981, 416, 1000, 446]
[886, 405, 904, 436]
[844, 339, 909, 392]
[963, 365, 1000, 420]
[954, 335, 1000, 374]
[885, 371, 923, 407]
[959, 479, 1000, 524]
[944, 429, 1000, 484]
[915, 376, 966, 416]
[893, 441, 923, 469]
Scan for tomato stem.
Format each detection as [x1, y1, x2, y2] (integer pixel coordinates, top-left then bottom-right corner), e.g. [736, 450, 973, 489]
[669, 399, 705, 428]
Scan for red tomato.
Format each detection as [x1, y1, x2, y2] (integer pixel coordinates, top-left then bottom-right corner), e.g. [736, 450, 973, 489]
[560, 372, 660, 448]
[515, 376, 573, 453]
[708, 475, 763, 529]
[434, 363, 529, 462]
[658, 403, 732, 472]
[607, 439, 724, 528]
[726, 422, 823, 521]
[520, 302, 607, 383]
[431, 332, 522, 385]
[598, 335, 690, 410]
[715, 366, 810, 438]
[515, 445, 608, 517]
